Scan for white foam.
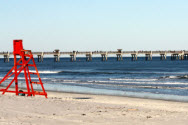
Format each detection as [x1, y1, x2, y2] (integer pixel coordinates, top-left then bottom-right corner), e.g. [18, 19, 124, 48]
[88, 80, 188, 85]
[29, 70, 60, 74]
[12, 70, 60, 74]
[162, 75, 188, 79]
[168, 76, 179, 79]
[63, 80, 80, 82]
[109, 78, 157, 81]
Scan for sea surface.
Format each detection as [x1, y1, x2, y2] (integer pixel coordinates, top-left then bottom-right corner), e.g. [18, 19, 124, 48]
[0, 57, 188, 102]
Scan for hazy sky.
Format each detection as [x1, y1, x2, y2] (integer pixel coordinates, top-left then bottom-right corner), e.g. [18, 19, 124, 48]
[0, 0, 188, 51]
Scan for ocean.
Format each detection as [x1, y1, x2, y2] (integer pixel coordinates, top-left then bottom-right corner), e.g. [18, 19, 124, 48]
[0, 57, 188, 102]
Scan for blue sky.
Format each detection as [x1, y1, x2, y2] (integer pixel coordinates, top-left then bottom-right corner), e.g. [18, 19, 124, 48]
[0, 0, 188, 51]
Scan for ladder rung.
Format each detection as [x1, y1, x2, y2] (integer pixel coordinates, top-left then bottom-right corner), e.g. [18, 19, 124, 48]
[28, 64, 35, 67]
[17, 64, 35, 67]
[0, 89, 6, 91]
[17, 63, 23, 65]
[29, 72, 38, 75]
[34, 91, 47, 95]
[31, 82, 42, 84]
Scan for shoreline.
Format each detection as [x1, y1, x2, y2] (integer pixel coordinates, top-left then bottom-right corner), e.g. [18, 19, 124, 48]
[2, 86, 188, 103]
[47, 90, 188, 103]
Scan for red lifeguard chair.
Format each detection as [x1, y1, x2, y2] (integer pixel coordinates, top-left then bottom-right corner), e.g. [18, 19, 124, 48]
[0, 40, 47, 98]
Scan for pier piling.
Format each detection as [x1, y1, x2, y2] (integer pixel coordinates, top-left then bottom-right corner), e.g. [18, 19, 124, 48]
[37, 52, 44, 62]
[37, 55, 44, 62]
[101, 53, 108, 61]
[70, 55, 76, 62]
[145, 51, 152, 61]
[131, 54, 137, 61]
[145, 53, 152, 61]
[4, 55, 9, 63]
[54, 55, 60, 62]
[131, 52, 138, 61]
[184, 54, 188, 60]
[171, 54, 179, 60]
[160, 54, 166, 60]
[3, 52, 10, 63]
[116, 54, 123, 61]
[171, 51, 185, 61]
[116, 49, 123, 61]
[53, 49, 60, 62]
[86, 52, 92, 62]
[70, 51, 77, 62]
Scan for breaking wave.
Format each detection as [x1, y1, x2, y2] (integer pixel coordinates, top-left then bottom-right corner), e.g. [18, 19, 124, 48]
[12, 70, 61, 74]
[160, 75, 188, 79]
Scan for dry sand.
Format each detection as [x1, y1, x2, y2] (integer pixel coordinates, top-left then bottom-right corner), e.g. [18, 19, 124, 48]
[0, 91, 188, 125]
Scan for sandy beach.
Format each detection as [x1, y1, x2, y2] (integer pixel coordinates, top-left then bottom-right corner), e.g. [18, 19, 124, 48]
[0, 91, 187, 125]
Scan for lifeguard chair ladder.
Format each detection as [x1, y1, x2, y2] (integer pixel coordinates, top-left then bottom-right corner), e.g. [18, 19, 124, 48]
[0, 40, 47, 98]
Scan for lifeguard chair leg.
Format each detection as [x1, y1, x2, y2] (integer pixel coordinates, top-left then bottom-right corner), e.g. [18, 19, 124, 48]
[14, 54, 19, 95]
[21, 56, 32, 97]
[0, 66, 15, 84]
[2, 78, 15, 94]
[2, 64, 25, 94]
[26, 66, 35, 96]
[31, 58, 47, 98]
[32, 58, 48, 98]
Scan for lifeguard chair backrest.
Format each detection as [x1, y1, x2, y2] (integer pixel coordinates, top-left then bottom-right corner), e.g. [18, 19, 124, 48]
[13, 40, 23, 55]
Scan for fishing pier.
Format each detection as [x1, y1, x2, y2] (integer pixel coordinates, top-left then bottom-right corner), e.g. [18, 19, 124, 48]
[0, 50, 188, 62]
